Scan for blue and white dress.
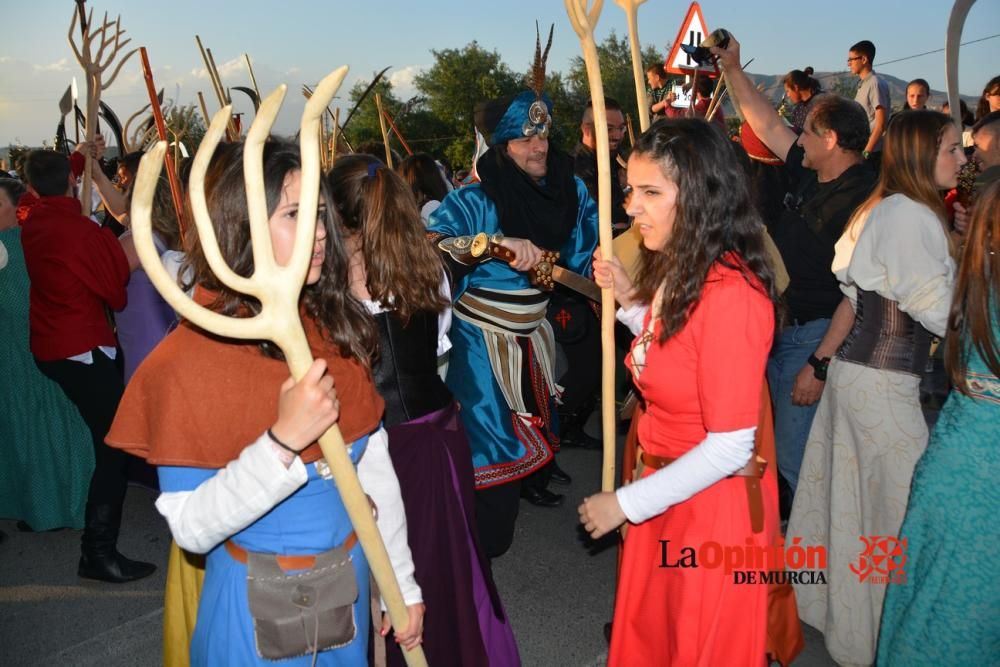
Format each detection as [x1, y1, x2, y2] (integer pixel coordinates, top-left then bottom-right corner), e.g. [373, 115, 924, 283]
[158, 437, 372, 666]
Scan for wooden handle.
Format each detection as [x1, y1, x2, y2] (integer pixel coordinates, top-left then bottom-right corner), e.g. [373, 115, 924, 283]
[566, 0, 617, 493]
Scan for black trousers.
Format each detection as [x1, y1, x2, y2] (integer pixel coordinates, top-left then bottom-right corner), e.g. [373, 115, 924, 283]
[474, 481, 522, 559]
[35, 350, 130, 512]
[549, 291, 601, 416]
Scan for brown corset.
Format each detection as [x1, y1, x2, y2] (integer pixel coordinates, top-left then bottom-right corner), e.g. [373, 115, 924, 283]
[837, 289, 933, 376]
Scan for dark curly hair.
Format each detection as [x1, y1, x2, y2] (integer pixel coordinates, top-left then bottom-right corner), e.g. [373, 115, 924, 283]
[181, 140, 377, 366]
[632, 118, 779, 342]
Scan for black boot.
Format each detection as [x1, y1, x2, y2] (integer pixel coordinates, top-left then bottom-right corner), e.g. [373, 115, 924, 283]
[549, 459, 572, 485]
[558, 407, 602, 450]
[78, 504, 156, 583]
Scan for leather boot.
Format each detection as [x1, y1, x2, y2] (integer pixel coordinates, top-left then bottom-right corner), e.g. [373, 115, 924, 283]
[78, 503, 156, 583]
[558, 405, 602, 450]
[549, 459, 572, 485]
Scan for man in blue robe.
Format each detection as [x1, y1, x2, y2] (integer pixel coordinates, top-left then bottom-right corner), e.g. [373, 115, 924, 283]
[428, 81, 599, 558]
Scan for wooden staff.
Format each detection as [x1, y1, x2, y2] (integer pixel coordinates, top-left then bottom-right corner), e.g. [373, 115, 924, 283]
[139, 47, 186, 243]
[625, 112, 636, 147]
[195, 36, 237, 140]
[380, 106, 413, 156]
[707, 58, 753, 124]
[129, 67, 427, 667]
[703, 70, 727, 121]
[614, 0, 651, 132]
[68, 7, 138, 216]
[375, 93, 393, 167]
[331, 107, 340, 165]
[196, 35, 225, 108]
[565, 0, 616, 493]
[197, 91, 211, 130]
[243, 52, 261, 99]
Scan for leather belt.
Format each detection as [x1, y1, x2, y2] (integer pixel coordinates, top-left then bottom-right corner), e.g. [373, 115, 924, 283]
[225, 531, 358, 571]
[638, 447, 767, 534]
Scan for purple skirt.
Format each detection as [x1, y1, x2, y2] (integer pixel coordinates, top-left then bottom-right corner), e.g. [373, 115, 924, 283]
[385, 403, 520, 667]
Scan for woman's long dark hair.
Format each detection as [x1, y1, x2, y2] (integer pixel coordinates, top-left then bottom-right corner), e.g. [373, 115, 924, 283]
[397, 153, 449, 207]
[946, 180, 1000, 392]
[632, 118, 779, 342]
[181, 140, 377, 365]
[327, 154, 448, 321]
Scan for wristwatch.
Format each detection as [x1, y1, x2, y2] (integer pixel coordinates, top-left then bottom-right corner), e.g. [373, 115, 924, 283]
[807, 354, 831, 382]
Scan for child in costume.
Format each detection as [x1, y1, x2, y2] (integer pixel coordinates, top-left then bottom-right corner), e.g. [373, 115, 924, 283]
[107, 141, 424, 665]
[329, 154, 520, 666]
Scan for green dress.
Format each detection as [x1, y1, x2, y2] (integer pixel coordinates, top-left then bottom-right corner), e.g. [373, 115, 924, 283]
[0, 227, 94, 530]
[877, 315, 1000, 665]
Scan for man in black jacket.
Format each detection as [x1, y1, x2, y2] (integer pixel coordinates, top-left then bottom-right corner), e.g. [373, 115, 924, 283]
[715, 37, 876, 499]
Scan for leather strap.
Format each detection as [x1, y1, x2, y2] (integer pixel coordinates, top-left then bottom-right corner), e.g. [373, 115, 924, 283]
[225, 531, 358, 570]
[638, 448, 767, 534]
[639, 450, 767, 478]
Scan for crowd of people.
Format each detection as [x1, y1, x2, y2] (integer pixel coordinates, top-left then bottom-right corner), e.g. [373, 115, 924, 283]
[2, 23, 999, 667]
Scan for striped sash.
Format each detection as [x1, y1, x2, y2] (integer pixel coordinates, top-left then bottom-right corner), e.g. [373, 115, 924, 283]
[454, 287, 560, 414]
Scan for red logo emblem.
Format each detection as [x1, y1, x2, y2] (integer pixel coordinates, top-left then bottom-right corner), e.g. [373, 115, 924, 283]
[849, 536, 907, 584]
[554, 308, 572, 330]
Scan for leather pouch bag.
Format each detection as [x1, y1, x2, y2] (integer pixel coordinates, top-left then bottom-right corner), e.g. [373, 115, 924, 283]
[246, 545, 358, 660]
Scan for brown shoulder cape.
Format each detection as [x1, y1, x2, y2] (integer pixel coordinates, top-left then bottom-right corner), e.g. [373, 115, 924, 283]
[107, 309, 384, 468]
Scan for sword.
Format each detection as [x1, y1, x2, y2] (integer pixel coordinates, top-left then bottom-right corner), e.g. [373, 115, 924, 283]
[471, 232, 602, 302]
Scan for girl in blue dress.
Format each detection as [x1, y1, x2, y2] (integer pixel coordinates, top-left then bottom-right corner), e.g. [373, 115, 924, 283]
[107, 141, 424, 665]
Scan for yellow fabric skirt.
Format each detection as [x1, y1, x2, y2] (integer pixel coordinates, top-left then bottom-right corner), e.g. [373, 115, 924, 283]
[163, 541, 206, 667]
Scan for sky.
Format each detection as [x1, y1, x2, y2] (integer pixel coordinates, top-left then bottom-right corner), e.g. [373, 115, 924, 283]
[2, 0, 998, 148]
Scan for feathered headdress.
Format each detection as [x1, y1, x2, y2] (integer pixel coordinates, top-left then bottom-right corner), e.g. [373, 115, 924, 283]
[529, 23, 554, 101]
[473, 22, 555, 146]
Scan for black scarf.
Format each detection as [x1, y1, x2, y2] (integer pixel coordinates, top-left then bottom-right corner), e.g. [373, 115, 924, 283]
[476, 145, 579, 251]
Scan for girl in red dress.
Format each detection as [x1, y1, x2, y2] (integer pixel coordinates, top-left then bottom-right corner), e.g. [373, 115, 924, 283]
[584, 118, 780, 666]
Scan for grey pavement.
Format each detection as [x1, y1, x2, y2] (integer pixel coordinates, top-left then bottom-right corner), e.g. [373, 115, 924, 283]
[1, 418, 839, 666]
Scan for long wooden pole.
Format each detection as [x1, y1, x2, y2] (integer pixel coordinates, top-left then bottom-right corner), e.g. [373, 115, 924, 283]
[195, 36, 236, 140]
[565, 0, 615, 493]
[243, 52, 261, 99]
[140, 47, 186, 244]
[331, 107, 340, 165]
[197, 91, 211, 129]
[615, 0, 650, 132]
[380, 107, 414, 156]
[375, 93, 393, 168]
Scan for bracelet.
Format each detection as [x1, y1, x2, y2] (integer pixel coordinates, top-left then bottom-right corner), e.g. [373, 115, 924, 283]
[807, 354, 831, 382]
[267, 428, 299, 456]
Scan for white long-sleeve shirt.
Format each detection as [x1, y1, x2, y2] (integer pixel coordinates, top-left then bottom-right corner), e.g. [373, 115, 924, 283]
[155, 427, 422, 605]
[614, 304, 758, 523]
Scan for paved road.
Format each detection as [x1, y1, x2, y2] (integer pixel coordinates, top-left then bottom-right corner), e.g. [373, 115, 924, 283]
[0, 444, 838, 666]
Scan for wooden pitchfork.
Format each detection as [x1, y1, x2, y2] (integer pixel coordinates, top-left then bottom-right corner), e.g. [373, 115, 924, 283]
[614, 0, 651, 133]
[565, 0, 616, 493]
[129, 66, 427, 667]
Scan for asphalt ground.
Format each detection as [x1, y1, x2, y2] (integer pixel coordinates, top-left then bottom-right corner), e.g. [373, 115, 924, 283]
[0, 430, 839, 666]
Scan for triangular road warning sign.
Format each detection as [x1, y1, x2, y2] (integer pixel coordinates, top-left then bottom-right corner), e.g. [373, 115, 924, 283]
[664, 2, 714, 76]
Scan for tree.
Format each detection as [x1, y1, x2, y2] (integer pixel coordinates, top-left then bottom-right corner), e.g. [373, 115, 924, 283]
[564, 31, 665, 149]
[415, 42, 521, 168]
